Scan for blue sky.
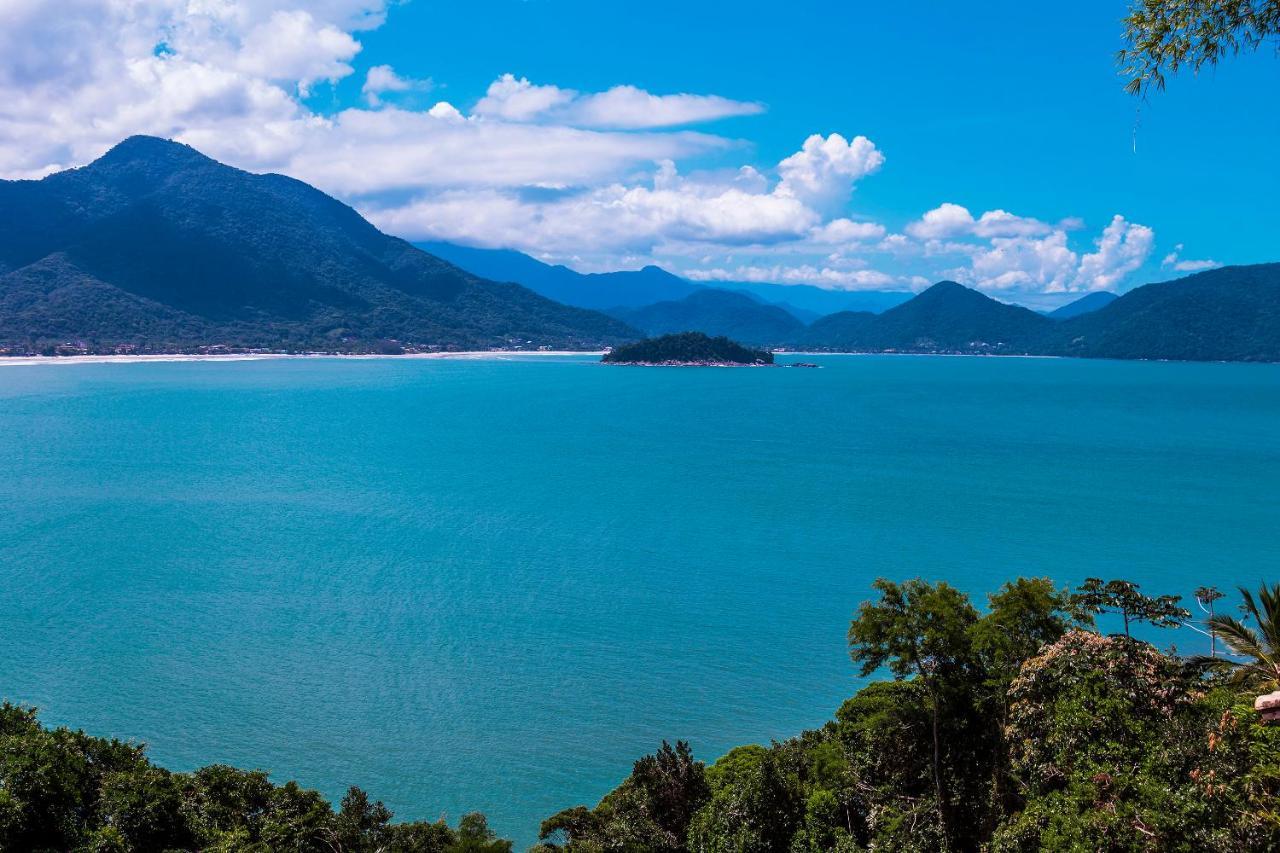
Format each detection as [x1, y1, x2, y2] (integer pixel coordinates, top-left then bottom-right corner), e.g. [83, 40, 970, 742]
[2, 0, 1275, 304]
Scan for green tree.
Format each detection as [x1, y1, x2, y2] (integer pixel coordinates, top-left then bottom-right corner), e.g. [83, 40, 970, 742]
[685, 747, 802, 853]
[1071, 578, 1188, 639]
[971, 578, 1079, 825]
[847, 578, 980, 850]
[1204, 582, 1280, 689]
[451, 812, 513, 852]
[1195, 585, 1225, 657]
[98, 765, 196, 851]
[629, 740, 711, 848]
[331, 786, 394, 852]
[1119, 0, 1280, 94]
[993, 630, 1203, 851]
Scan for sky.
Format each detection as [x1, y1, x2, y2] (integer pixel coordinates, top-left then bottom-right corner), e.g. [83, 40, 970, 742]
[1, 0, 1276, 307]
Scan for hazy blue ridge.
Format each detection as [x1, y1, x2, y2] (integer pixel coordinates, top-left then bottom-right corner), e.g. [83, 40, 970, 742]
[608, 289, 805, 347]
[415, 241, 700, 310]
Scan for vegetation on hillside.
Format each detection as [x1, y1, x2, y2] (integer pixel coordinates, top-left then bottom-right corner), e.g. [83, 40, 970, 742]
[797, 265, 1280, 361]
[535, 579, 1280, 852]
[0, 703, 513, 852]
[602, 332, 774, 365]
[0, 136, 637, 355]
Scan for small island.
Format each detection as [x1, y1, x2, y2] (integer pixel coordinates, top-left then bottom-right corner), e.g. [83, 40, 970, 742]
[602, 332, 775, 366]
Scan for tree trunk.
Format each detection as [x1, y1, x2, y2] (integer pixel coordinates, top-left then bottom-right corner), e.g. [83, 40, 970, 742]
[930, 686, 950, 851]
[1210, 602, 1217, 658]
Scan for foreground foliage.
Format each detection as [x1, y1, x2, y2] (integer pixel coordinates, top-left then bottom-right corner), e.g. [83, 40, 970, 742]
[0, 703, 512, 852]
[1120, 0, 1280, 95]
[7, 578, 1278, 851]
[538, 578, 1280, 852]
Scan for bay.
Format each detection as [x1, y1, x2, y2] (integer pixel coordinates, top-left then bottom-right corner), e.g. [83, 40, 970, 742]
[1, 353, 1278, 845]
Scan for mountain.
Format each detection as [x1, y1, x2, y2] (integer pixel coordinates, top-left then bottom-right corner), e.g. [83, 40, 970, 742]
[711, 281, 914, 316]
[1060, 263, 1280, 361]
[0, 136, 637, 354]
[609, 289, 805, 346]
[415, 241, 700, 310]
[799, 310, 879, 350]
[804, 281, 1055, 353]
[1047, 291, 1118, 320]
[417, 240, 914, 320]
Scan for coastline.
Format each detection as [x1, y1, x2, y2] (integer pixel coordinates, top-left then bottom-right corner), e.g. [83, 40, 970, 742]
[0, 350, 605, 367]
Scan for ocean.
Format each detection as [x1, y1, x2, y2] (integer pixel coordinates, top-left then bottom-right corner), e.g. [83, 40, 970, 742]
[2, 353, 1278, 844]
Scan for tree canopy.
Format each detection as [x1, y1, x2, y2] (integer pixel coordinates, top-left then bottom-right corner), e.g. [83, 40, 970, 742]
[1120, 0, 1280, 94]
[538, 576, 1280, 852]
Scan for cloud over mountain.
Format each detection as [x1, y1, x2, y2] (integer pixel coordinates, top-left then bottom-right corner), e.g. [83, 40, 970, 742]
[0, 0, 1166, 299]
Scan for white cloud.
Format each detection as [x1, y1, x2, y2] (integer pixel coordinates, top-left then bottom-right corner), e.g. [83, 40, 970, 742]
[905, 203, 1051, 241]
[235, 9, 361, 93]
[1161, 244, 1222, 273]
[567, 85, 764, 129]
[965, 231, 1078, 292]
[473, 74, 576, 122]
[365, 134, 888, 265]
[776, 133, 884, 213]
[686, 265, 898, 290]
[938, 215, 1154, 294]
[362, 64, 431, 106]
[1074, 215, 1155, 291]
[472, 74, 764, 129]
[808, 218, 887, 244]
[276, 110, 725, 196]
[973, 209, 1053, 238]
[366, 156, 822, 256]
[905, 203, 974, 240]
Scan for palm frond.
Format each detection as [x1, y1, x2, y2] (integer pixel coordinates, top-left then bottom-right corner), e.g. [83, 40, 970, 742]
[1207, 615, 1268, 663]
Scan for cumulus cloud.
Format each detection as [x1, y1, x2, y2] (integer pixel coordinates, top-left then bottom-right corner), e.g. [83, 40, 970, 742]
[1074, 216, 1155, 291]
[473, 75, 576, 122]
[473, 74, 764, 129]
[905, 203, 1052, 241]
[235, 9, 361, 93]
[965, 231, 1078, 292]
[776, 133, 884, 213]
[362, 64, 431, 106]
[1161, 244, 1222, 273]
[905, 203, 974, 240]
[933, 214, 1154, 294]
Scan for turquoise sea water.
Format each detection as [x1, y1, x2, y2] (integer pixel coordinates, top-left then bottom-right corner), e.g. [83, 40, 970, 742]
[2, 353, 1279, 845]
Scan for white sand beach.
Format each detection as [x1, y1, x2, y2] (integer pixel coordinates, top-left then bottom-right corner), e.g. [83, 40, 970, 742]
[0, 351, 606, 367]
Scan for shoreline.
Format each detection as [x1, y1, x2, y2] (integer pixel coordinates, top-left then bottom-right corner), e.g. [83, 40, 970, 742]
[0, 351, 606, 367]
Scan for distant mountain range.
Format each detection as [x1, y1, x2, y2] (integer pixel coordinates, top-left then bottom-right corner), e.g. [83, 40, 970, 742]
[419, 240, 915, 319]
[800, 264, 1280, 360]
[0, 136, 636, 353]
[2, 136, 1276, 362]
[609, 289, 805, 346]
[803, 281, 1053, 353]
[416, 241, 699, 311]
